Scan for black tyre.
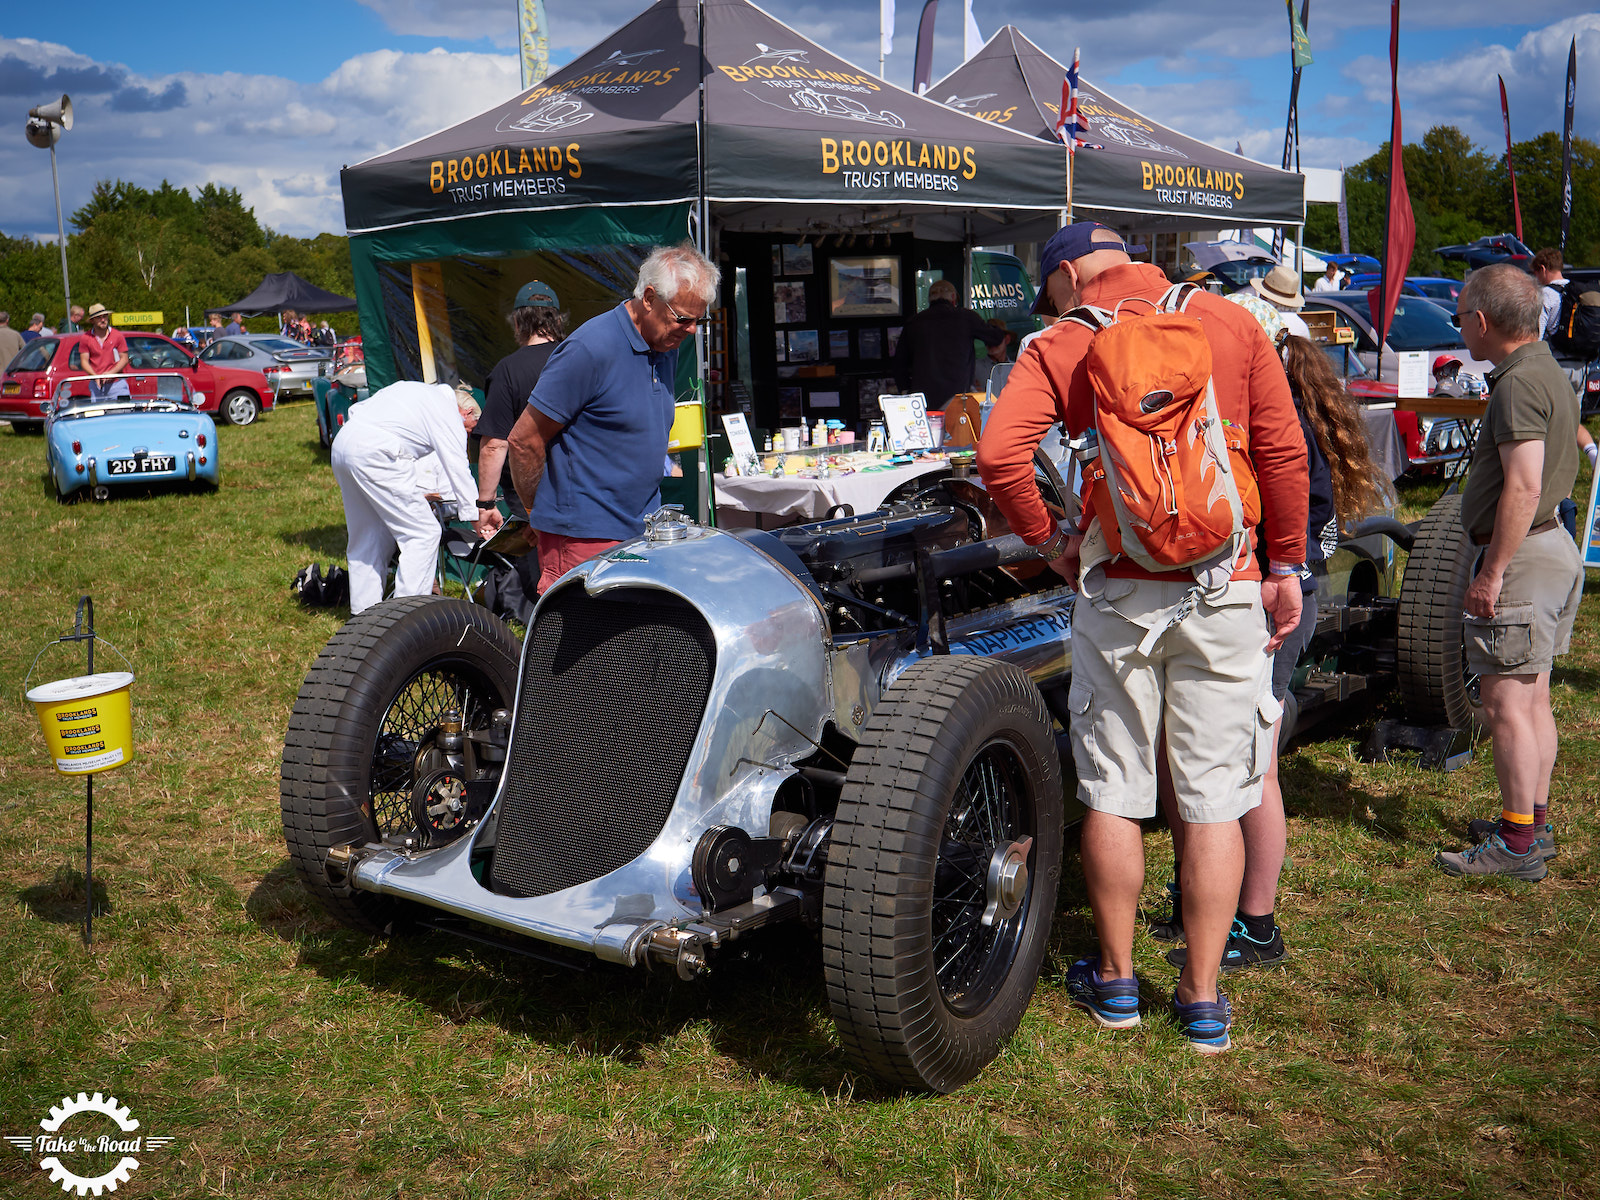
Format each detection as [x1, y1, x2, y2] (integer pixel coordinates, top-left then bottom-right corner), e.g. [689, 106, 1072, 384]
[280, 597, 521, 933]
[822, 656, 1063, 1093]
[316, 408, 331, 448]
[222, 388, 260, 427]
[1396, 492, 1484, 735]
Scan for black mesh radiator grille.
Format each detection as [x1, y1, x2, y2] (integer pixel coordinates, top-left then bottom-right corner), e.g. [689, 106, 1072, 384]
[491, 585, 716, 898]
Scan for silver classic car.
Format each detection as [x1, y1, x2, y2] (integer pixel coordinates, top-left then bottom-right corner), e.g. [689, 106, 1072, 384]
[281, 464, 1472, 1092]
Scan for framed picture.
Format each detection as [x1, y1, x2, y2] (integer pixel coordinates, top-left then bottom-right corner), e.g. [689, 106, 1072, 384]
[774, 282, 808, 325]
[885, 325, 903, 356]
[808, 389, 842, 410]
[787, 329, 820, 363]
[829, 256, 902, 318]
[828, 329, 851, 359]
[781, 242, 815, 275]
[856, 376, 898, 420]
[857, 326, 882, 359]
[777, 386, 803, 418]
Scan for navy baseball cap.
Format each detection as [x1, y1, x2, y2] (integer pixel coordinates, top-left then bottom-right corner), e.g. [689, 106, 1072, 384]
[1032, 222, 1148, 313]
[513, 280, 559, 309]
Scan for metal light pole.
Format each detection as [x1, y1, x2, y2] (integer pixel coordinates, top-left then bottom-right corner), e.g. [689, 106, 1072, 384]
[26, 94, 73, 331]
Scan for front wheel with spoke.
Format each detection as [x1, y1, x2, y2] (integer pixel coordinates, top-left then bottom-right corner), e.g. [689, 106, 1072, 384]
[280, 597, 520, 933]
[823, 656, 1063, 1093]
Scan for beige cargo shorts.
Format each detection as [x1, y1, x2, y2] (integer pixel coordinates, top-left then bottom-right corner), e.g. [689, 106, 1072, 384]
[1465, 525, 1583, 677]
[1068, 576, 1278, 824]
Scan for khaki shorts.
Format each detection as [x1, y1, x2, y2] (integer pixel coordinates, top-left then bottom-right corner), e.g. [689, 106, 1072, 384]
[1068, 577, 1278, 825]
[1465, 526, 1583, 677]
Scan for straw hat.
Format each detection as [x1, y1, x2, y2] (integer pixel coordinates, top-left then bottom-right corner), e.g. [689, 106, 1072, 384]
[1249, 264, 1306, 310]
[85, 302, 113, 322]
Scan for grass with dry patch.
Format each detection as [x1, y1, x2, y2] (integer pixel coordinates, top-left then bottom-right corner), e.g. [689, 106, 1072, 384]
[0, 403, 1597, 1199]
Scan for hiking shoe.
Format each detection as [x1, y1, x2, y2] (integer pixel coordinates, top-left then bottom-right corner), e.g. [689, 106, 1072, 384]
[1435, 833, 1548, 882]
[1065, 957, 1142, 1028]
[1467, 818, 1556, 861]
[1170, 990, 1233, 1054]
[1148, 880, 1184, 943]
[1165, 919, 1287, 973]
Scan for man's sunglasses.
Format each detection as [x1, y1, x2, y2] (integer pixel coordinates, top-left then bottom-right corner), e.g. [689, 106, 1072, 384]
[656, 293, 703, 327]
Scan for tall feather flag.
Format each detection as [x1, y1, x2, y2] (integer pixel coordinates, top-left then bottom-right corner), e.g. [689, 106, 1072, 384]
[963, 0, 982, 62]
[1498, 75, 1523, 242]
[881, 0, 895, 61]
[1370, 0, 1415, 381]
[518, 0, 550, 90]
[912, 0, 939, 93]
[1561, 37, 1577, 252]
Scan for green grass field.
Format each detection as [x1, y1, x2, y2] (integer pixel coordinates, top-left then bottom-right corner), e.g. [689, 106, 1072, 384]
[1, 401, 1596, 1199]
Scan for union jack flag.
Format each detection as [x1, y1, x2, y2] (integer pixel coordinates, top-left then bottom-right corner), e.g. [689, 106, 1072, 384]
[1055, 48, 1102, 152]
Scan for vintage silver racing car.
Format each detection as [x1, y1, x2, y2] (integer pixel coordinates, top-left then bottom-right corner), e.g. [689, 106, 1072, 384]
[280, 464, 1475, 1093]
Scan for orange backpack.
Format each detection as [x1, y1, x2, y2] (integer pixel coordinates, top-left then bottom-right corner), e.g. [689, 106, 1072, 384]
[1065, 285, 1260, 577]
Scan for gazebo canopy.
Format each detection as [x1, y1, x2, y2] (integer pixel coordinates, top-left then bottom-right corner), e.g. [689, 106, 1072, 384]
[207, 272, 357, 315]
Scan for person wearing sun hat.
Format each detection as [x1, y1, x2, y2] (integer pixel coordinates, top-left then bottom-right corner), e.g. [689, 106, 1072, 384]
[475, 280, 569, 618]
[1249, 264, 1313, 339]
[81, 303, 131, 400]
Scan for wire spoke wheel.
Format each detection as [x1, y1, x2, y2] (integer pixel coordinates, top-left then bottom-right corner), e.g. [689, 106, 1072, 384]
[280, 597, 520, 933]
[824, 657, 1062, 1093]
[369, 664, 500, 838]
[932, 743, 1030, 1014]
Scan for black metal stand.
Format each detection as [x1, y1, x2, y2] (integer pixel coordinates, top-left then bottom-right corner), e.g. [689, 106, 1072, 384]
[59, 596, 98, 947]
[1358, 719, 1474, 772]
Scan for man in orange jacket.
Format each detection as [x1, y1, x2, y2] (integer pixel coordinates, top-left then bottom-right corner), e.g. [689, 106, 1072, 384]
[976, 223, 1308, 1052]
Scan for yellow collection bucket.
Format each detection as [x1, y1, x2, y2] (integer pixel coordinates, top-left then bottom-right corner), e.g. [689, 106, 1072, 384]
[667, 401, 704, 451]
[26, 671, 135, 775]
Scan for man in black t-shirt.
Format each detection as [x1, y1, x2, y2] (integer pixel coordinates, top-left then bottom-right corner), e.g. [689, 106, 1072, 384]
[475, 280, 567, 614]
[893, 278, 1009, 409]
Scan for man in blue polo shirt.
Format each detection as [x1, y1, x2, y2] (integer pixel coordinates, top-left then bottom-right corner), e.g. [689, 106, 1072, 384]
[508, 242, 719, 593]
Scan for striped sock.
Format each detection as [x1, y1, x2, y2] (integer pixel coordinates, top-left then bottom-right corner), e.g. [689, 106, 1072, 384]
[1498, 809, 1535, 855]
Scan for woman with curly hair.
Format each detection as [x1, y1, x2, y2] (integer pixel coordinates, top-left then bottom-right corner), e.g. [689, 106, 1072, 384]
[1156, 319, 1389, 973]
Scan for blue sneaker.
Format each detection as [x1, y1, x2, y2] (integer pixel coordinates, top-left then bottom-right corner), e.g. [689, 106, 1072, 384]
[1165, 918, 1286, 972]
[1171, 990, 1233, 1054]
[1065, 957, 1141, 1028]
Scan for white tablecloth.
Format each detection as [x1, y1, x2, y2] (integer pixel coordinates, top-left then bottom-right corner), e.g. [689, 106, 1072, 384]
[715, 460, 950, 520]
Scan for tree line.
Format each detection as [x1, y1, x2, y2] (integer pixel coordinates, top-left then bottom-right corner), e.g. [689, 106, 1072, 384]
[0, 179, 358, 335]
[1305, 125, 1600, 275]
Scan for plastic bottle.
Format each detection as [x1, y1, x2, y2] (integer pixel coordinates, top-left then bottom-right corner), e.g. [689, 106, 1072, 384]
[764, 433, 773, 452]
[813, 418, 827, 447]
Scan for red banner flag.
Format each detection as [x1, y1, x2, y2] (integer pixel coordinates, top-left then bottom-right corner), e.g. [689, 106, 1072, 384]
[1499, 75, 1523, 243]
[1369, 0, 1415, 376]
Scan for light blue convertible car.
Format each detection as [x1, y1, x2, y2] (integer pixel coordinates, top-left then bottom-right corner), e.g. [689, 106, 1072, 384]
[45, 373, 220, 501]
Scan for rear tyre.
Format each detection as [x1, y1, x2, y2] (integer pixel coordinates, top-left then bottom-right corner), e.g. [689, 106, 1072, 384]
[823, 656, 1062, 1093]
[280, 597, 521, 934]
[1396, 492, 1484, 735]
[222, 389, 260, 427]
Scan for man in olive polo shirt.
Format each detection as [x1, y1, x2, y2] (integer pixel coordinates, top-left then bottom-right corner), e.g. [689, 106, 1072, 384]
[1437, 264, 1582, 882]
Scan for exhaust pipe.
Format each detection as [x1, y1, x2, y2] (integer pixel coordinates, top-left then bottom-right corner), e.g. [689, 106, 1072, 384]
[92, 485, 110, 501]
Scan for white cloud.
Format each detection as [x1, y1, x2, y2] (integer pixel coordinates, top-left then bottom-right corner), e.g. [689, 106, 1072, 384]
[0, 37, 520, 239]
[1344, 14, 1600, 150]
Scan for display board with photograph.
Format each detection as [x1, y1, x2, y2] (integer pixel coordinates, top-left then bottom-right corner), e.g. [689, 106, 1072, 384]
[774, 282, 808, 325]
[781, 242, 815, 275]
[830, 257, 902, 318]
[1583, 462, 1600, 570]
[787, 329, 819, 362]
[828, 329, 850, 359]
[857, 327, 882, 359]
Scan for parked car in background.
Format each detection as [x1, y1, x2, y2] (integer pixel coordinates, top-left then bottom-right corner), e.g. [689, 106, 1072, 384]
[312, 364, 367, 447]
[199, 335, 332, 399]
[1303, 291, 1490, 380]
[44, 372, 219, 501]
[1434, 234, 1533, 272]
[2, 333, 274, 430]
[1183, 255, 1279, 295]
[1345, 274, 1463, 305]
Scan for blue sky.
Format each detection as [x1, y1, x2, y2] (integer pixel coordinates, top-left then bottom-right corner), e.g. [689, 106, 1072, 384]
[2, 2, 1596, 239]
